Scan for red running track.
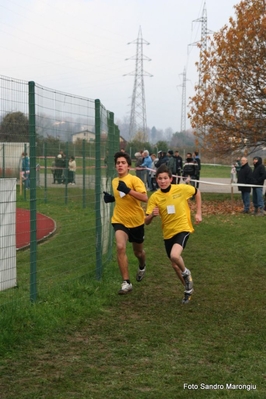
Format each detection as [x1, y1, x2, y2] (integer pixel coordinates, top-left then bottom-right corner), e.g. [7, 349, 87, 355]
[16, 208, 56, 250]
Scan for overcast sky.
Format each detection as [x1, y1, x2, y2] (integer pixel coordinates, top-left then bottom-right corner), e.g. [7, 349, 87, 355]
[0, 0, 238, 132]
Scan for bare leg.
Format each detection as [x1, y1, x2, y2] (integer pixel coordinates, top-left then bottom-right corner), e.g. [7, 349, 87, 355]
[132, 242, 145, 268]
[170, 243, 186, 286]
[115, 230, 129, 280]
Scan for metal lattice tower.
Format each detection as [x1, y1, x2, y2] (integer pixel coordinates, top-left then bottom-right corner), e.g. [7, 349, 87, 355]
[124, 26, 152, 141]
[190, 1, 209, 87]
[196, 1, 208, 52]
[179, 67, 188, 133]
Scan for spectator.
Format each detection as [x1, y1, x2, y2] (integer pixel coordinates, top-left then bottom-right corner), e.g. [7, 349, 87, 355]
[140, 150, 152, 190]
[193, 151, 201, 188]
[251, 156, 265, 216]
[167, 150, 176, 182]
[68, 156, 76, 185]
[235, 157, 241, 177]
[150, 153, 158, 191]
[59, 151, 67, 183]
[155, 151, 168, 168]
[135, 151, 144, 182]
[237, 156, 253, 214]
[51, 157, 56, 184]
[21, 152, 30, 189]
[55, 154, 64, 183]
[230, 163, 237, 183]
[182, 153, 199, 187]
[174, 150, 183, 184]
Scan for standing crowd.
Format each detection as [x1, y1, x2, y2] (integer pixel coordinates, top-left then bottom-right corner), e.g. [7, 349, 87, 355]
[237, 156, 266, 216]
[134, 149, 201, 191]
[51, 151, 76, 185]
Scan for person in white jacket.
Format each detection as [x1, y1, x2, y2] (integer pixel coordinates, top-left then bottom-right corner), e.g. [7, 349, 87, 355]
[68, 156, 76, 184]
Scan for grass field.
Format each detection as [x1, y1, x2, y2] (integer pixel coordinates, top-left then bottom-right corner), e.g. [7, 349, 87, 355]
[200, 164, 231, 178]
[0, 189, 265, 398]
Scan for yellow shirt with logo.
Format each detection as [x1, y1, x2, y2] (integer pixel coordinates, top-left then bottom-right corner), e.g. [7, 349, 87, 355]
[146, 184, 196, 239]
[111, 174, 147, 228]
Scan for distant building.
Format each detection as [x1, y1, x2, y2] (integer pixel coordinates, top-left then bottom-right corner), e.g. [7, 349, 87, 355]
[72, 130, 127, 149]
[72, 130, 95, 143]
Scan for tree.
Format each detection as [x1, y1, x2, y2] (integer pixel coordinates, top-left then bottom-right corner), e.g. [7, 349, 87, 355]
[155, 140, 168, 153]
[189, 0, 266, 156]
[170, 131, 196, 149]
[0, 112, 29, 142]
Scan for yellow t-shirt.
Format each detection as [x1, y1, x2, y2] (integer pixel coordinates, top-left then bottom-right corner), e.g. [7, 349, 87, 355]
[146, 184, 196, 239]
[111, 174, 147, 228]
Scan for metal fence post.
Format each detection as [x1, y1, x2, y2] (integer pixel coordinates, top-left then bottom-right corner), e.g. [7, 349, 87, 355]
[2, 144, 5, 178]
[95, 99, 102, 280]
[28, 81, 37, 302]
[82, 139, 86, 209]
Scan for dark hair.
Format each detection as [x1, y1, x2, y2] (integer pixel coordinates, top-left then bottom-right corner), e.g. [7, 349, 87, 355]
[114, 151, 132, 166]
[155, 164, 172, 178]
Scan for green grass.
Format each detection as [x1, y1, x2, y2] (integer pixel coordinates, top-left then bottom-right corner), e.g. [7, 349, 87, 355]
[0, 193, 265, 398]
[201, 164, 231, 178]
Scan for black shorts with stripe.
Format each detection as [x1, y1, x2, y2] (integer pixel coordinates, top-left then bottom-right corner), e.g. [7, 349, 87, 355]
[164, 232, 190, 258]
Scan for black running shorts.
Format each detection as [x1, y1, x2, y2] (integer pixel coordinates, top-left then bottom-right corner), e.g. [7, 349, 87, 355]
[112, 223, 145, 244]
[164, 232, 190, 258]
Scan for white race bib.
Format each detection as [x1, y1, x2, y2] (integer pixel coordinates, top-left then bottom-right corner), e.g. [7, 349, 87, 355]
[167, 205, 175, 214]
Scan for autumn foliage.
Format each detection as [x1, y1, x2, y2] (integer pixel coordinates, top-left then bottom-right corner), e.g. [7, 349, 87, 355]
[189, 0, 266, 156]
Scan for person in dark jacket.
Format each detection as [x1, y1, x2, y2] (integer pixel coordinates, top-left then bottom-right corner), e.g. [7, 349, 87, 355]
[251, 156, 265, 216]
[174, 150, 183, 184]
[182, 153, 199, 188]
[155, 151, 168, 168]
[237, 156, 253, 213]
[193, 151, 201, 188]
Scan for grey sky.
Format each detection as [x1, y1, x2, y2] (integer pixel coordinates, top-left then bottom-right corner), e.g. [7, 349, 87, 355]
[0, 0, 238, 132]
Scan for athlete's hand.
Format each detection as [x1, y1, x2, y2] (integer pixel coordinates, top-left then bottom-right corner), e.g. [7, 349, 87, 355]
[117, 180, 131, 195]
[195, 213, 202, 224]
[152, 206, 159, 217]
[103, 191, 115, 203]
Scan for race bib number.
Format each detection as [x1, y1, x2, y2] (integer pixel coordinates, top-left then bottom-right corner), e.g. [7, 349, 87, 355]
[167, 205, 175, 214]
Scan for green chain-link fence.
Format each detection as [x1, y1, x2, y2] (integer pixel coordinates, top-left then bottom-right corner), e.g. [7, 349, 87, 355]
[0, 76, 120, 306]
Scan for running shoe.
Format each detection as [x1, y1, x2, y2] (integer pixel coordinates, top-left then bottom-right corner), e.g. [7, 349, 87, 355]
[136, 266, 146, 282]
[182, 269, 193, 292]
[118, 281, 133, 295]
[182, 291, 193, 304]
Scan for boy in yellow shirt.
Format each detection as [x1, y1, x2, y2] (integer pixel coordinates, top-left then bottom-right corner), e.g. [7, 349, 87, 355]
[104, 151, 148, 294]
[145, 164, 202, 303]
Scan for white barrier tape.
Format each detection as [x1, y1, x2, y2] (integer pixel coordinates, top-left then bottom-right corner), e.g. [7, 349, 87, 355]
[134, 167, 265, 188]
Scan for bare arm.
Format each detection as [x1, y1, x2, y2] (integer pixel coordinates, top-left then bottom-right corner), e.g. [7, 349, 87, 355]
[194, 189, 202, 224]
[145, 206, 159, 225]
[128, 189, 148, 203]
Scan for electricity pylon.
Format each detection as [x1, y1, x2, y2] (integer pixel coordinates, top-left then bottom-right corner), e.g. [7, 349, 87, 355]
[189, 1, 211, 87]
[178, 67, 188, 133]
[188, 1, 212, 137]
[124, 26, 152, 141]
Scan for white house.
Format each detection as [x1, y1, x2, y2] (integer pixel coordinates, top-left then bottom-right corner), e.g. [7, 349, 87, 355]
[71, 130, 95, 143]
